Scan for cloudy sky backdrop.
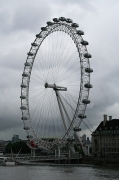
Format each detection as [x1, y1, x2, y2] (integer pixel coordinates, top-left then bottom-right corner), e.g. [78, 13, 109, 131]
[0, 0, 119, 140]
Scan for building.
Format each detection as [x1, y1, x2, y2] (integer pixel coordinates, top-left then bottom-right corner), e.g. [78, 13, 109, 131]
[82, 134, 86, 144]
[92, 115, 119, 157]
[0, 140, 6, 153]
[12, 134, 20, 142]
[0, 140, 12, 154]
[86, 137, 90, 145]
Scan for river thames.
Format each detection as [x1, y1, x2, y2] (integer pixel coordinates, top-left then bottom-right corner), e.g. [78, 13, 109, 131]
[0, 165, 119, 180]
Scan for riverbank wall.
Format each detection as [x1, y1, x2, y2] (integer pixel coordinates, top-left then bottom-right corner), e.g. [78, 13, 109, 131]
[81, 156, 119, 166]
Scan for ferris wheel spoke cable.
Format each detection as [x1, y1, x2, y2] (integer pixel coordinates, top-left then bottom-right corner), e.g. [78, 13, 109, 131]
[29, 93, 46, 128]
[86, 117, 95, 132]
[56, 43, 77, 76]
[59, 92, 76, 113]
[29, 89, 45, 105]
[35, 92, 48, 137]
[30, 74, 45, 84]
[31, 55, 48, 81]
[30, 75, 43, 84]
[52, 32, 61, 71]
[36, 42, 55, 83]
[32, 62, 47, 83]
[43, 91, 55, 138]
[56, 60, 80, 83]
[64, 90, 79, 104]
[55, 31, 66, 68]
[52, 32, 71, 80]
[56, 32, 70, 72]
[82, 120, 93, 133]
[60, 94, 73, 123]
[56, 69, 81, 85]
[56, 48, 78, 82]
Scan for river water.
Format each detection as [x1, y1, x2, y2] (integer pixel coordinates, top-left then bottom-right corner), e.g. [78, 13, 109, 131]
[0, 164, 119, 180]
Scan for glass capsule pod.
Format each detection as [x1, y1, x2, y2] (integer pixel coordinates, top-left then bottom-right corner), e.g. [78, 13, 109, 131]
[84, 53, 92, 58]
[27, 52, 34, 56]
[20, 106, 27, 110]
[22, 72, 29, 77]
[82, 99, 90, 104]
[23, 126, 30, 130]
[21, 84, 27, 88]
[71, 23, 79, 28]
[77, 30, 84, 35]
[53, 18, 60, 22]
[59, 17, 66, 21]
[84, 83, 93, 88]
[81, 40, 89, 46]
[36, 34, 42, 38]
[47, 21, 53, 26]
[31, 42, 38, 46]
[41, 27, 47, 31]
[78, 114, 87, 118]
[85, 68, 93, 73]
[73, 127, 81, 132]
[20, 95, 26, 99]
[66, 18, 73, 23]
[21, 117, 28, 120]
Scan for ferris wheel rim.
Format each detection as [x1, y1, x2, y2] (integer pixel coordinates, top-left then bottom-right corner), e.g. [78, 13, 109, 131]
[20, 17, 92, 150]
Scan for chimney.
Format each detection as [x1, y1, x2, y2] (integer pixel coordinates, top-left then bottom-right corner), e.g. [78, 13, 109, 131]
[103, 114, 107, 126]
[109, 116, 112, 121]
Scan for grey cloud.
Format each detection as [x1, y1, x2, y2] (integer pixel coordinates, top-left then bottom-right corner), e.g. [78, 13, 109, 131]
[0, 0, 119, 140]
[0, 0, 51, 34]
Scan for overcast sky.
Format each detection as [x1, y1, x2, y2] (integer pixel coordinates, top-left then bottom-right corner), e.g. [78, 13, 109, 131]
[0, 0, 119, 140]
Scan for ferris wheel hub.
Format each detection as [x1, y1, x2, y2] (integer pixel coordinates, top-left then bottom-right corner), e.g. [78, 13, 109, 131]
[45, 83, 67, 91]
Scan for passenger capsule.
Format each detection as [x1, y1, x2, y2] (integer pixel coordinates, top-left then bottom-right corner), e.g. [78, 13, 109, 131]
[67, 138, 75, 142]
[84, 83, 93, 88]
[84, 53, 92, 58]
[26, 135, 33, 139]
[82, 99, 90, 104]
[85, 68, 93, 73]
[59, 17, 66, 21]
[47, 21, 53, 26]
[77, 30, 84, 35]
[73, 127, 81, 132]
[66, 18, 73, 23]
[41, 27, 47, 31]
[21, 117, 28, 120]
[20, 106, 27, 110]
[29, 140, 38, 148]
[20, 95, 26, 99]
[21, 84, 27, 88]
[27, 52, 34, 56]
[78, 114, 86, 119]
[22, 72, 29, 77]
[24, 62, 31, 66]
[71, 23, 79, 28]
[81, 40, 89, 46]
[36, 34, 42, 38]
[53, 18, 60, 22]
[31, 42, 38, 46]
[23, 126, 30, 130]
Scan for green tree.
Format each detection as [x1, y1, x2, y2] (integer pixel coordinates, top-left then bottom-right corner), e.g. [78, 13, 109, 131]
[5, 141, 30, 154]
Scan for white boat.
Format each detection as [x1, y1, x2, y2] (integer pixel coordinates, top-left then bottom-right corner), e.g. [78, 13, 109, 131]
[0, 157, 7, 166]
[0, 157, 16, 166]
[5, 157, 16, 166]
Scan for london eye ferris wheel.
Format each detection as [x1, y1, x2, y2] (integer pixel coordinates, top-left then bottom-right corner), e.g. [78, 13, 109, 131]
[20, 17, 93, 154]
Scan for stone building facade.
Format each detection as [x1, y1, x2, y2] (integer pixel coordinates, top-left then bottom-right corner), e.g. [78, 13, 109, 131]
[92, 115, 119, 157]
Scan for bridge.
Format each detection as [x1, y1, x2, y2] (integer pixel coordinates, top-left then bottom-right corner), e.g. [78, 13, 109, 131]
[15, 154, 81, 164]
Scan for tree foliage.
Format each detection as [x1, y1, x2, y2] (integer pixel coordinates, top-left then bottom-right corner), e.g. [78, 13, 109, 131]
[5, 141, 30, 154]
